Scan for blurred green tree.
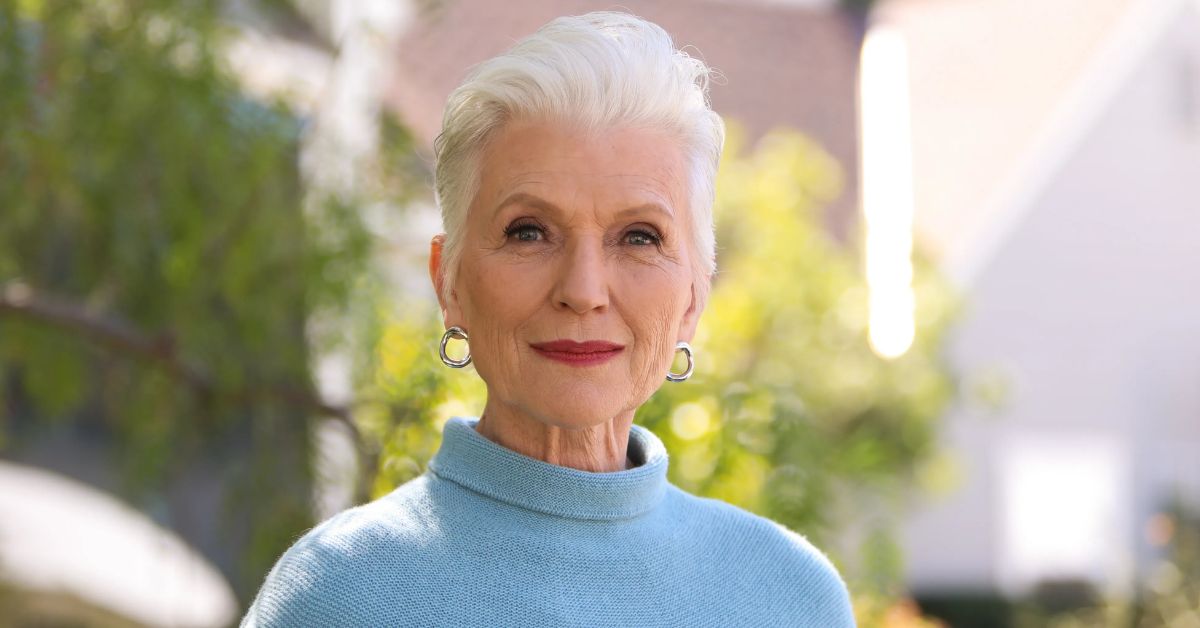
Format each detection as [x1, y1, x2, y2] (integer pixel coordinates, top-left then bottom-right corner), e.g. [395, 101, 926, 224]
[0, 0, 371, 600]
[358, 123, 960, 622]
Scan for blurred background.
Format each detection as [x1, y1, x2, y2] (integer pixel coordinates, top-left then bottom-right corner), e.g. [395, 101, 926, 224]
[0, 0, 1197, 626]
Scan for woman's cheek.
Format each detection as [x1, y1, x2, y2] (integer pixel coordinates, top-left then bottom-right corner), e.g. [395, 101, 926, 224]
[628, 298, 683, 380]
[472, 259, 541, 315]
[620, 263, 691, 318]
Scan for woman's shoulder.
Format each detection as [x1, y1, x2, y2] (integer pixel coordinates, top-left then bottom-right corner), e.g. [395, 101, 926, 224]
[664, 484, 828, 552]
[662, 485, 856, 625]
[291, 472, 442, 553]
[239, 474, 446, 626]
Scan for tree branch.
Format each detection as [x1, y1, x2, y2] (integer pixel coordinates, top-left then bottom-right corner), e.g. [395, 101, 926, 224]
[0, 281, 356, 429]
[0, 282, 381, 500]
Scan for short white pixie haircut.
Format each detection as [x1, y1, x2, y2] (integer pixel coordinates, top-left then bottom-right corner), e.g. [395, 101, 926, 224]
[432, 11, 725, 304]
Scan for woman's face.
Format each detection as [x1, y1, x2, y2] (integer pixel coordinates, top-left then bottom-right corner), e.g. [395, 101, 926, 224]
[431, 119, 707, 430]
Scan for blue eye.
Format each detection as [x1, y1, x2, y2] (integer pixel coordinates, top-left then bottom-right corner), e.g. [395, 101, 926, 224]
[624, 229, 660, 246]
[504, 221, 544, 242]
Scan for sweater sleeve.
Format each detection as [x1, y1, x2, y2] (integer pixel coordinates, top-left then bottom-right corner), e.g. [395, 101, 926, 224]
[777, 525, 857, 628]
[239, 532, 360, 627]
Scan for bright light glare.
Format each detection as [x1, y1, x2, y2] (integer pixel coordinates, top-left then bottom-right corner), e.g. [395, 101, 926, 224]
[860, 26, 916, 359]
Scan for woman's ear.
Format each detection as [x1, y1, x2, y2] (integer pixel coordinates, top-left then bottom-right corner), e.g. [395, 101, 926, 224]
[429, 234, 466, 328]
[677, 275, 711, 343]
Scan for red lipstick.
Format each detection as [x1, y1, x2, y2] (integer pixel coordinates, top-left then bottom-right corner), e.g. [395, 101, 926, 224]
[530, 339, 625, 367]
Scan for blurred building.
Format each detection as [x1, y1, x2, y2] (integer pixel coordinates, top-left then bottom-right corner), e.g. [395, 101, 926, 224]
[880, 0, 1200, 606]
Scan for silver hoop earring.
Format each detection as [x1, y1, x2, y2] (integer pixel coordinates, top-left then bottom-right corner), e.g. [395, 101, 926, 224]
[666, 341, 694, 382]
[439, 326, 471, 368]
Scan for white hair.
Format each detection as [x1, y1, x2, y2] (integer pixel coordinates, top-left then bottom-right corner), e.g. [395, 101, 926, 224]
[432, 11, 725, 304]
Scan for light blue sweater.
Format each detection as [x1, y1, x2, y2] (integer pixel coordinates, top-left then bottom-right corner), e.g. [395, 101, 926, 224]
[241, 417, 856, 627]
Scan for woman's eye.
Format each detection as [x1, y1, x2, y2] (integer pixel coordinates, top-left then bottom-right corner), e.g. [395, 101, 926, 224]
[504, 222, 544, 242]
[624, 229, 660, 246]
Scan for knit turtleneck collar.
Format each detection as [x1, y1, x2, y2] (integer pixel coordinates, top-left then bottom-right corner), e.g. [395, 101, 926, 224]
[427, 416, 669, 521]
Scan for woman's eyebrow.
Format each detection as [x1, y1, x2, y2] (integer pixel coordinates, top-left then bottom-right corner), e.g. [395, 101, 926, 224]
[614, 203, 675, 221]
[493, 191, 675, 221]
[493, 192, 561, 218]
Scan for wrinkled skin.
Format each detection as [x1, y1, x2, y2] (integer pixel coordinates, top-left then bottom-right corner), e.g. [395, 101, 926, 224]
[429, 119, 709, 472]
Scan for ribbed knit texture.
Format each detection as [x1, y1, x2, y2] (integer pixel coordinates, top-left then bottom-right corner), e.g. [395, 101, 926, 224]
[241, 417, 856, 627]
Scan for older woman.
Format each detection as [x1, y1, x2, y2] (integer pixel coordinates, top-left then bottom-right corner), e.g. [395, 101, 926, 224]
[243, 11, 854, 627]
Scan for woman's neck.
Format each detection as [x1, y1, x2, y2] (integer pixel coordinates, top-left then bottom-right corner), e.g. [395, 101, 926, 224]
[473, 401, 635, 473]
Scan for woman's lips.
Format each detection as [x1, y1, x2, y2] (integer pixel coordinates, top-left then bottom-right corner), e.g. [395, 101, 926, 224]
[530, 340, 625, 367]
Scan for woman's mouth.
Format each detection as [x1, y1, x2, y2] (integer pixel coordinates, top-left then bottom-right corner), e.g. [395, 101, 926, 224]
[530, 339, 625, 367]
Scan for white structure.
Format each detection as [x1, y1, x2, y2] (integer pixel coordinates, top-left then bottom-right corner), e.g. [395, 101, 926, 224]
[0, 461, 238, 626]
[880, 0, 1200, 597]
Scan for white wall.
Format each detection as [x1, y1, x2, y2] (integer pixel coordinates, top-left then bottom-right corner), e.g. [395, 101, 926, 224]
[902, 0, 1200, 596]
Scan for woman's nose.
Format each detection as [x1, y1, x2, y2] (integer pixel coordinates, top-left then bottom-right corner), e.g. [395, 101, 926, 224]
[552, 239, 609, 314]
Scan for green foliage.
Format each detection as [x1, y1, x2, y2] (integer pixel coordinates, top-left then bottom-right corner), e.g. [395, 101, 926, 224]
[0, 0, 371, 597]
[355, 302, 486, 498]
[360, 122, 960, 610]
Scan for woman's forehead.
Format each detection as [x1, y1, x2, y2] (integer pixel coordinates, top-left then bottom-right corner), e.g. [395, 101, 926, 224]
[476, 120, 689, 214]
